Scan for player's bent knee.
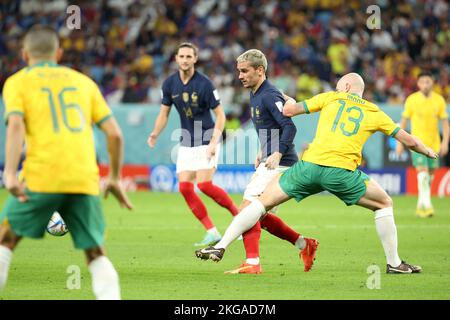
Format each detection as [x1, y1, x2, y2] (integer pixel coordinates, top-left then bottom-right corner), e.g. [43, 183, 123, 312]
[375, 196, 393, 210]
[383, 196, 393, 208]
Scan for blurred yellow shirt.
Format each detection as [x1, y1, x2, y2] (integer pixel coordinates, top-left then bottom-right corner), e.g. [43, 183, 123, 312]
[403, 91, 448, 152]
[3, 61, 112, 195]
[302, 91, 399, 171]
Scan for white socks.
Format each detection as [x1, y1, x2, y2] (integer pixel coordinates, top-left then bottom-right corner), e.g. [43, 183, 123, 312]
[374, 207, 402, 267]
[0, 245, 13, 291]
[215, 200, 266, 250]
[295, 236, 306, 250]
[207, 227, 220, 235]
[417, 171, 432, 208]
[88, 256, 121, 300]
[1, 247, 121, 300]
[246, 257, 260, 265]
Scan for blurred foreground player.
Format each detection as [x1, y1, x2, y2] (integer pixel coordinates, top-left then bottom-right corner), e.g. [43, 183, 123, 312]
[0, 25, 133, 299]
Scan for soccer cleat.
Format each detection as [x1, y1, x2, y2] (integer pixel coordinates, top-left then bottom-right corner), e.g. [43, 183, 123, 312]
[224, 263, 262, 274]
[386, 260, 422, 274]
[424, 207, 434, 217]
[195, 246, 225, 262]
[300, 237, 319, 272]
[194, 231, 222, 247]
[416, 207, 425, 217]
[416, 206, 434, 218]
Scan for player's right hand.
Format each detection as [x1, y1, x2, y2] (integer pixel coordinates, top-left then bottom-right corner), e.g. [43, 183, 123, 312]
[4, 174, 28, 202]
[147, 133, 157, 148]
[104, 179, 134, 210]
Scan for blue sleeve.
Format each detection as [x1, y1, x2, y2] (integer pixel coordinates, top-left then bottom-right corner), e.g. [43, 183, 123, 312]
[161, 78, 172, 106]
[203, 80, 220, 109]
[262, 93, 297, 155]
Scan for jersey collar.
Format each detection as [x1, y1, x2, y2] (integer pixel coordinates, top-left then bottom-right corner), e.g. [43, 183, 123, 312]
[26, 61, 59, 72]
[252, 79, 269, 96]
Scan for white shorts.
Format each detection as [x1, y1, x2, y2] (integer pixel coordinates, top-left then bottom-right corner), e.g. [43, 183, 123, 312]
[243, 162, 289, 202]
[176, 144, 221, 173]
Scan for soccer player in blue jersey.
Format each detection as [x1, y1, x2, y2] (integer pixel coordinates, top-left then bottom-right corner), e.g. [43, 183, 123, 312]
[147, 43, 238, 246]
[223, 49, 318, 274]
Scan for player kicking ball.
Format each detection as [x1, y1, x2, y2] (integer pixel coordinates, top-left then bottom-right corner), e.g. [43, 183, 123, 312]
[196, 73, 437, 274]
[223, 49, 318, 275]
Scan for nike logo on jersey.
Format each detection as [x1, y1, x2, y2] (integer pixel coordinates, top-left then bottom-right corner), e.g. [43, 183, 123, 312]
[172, 94, 180, 99]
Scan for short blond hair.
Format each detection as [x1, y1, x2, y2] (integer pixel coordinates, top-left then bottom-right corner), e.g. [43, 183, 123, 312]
[236, 49, 267, 72]
[23, 25, 59, 58]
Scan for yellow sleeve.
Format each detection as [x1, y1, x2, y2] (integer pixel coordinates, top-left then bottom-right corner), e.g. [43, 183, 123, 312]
[91, 82, 113, 126]
[402, 96, 414, 118]
[376, 110, 400, 137]
[438, 96, 448, 119]
[2, 76, 25, 123]
[303, 92, 334, 114]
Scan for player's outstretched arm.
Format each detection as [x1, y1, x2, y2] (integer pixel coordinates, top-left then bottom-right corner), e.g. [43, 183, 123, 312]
[99, 117, 133, 210]
[282, 99, 307, 117]
[147, 105, 171, 148]
[394, 129, 438, 159]
[395, 117, 408, 156]
[4, 114, 28, 202]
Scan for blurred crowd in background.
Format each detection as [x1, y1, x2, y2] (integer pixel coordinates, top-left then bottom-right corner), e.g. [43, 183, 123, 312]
[1, 0, 449, 125]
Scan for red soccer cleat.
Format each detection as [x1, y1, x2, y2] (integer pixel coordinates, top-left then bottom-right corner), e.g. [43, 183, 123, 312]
[224, 263, 262, 274]
[300, 238, 319, 272]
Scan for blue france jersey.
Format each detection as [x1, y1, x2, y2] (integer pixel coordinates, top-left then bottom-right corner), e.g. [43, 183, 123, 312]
[250, 80, 298, 166]
[161, 71, 220, 147]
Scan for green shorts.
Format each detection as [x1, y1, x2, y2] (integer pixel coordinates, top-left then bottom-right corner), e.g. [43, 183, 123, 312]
[279, 161, 371, 206]
[411, 152, 439, 169]
[0, 191, 105, 249]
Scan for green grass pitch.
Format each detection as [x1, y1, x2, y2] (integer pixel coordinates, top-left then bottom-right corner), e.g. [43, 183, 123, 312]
[0, 190, 449, 300]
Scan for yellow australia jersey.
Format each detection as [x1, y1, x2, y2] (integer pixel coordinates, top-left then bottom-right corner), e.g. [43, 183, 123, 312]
[403, 91, 448, 152]
[301, 91, 399, 171]
[3, 61, 112, 195]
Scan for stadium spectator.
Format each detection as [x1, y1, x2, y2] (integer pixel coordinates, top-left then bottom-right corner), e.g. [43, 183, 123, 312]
[0, 0, 449, 108]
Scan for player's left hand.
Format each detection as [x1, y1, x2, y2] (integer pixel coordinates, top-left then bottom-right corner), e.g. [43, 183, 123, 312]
[4, 174, 28, 202]
[206, 143, 217, 161]
[439, 142, 448, 157]
[104, 179, 134, 210]
[265, 152, 282, 169]
[426, 147, 439, 159]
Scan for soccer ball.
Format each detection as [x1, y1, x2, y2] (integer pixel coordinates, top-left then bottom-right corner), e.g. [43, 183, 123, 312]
[46, 212, 69, 236]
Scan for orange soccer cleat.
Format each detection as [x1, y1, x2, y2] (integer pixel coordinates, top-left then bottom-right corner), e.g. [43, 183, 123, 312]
[300, 237, 319, 272]
[224, 262, 262, 274]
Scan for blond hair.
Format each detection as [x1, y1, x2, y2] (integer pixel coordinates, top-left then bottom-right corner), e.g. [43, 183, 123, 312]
[23, 25, 59, 58]
[236, 49, 267, 72]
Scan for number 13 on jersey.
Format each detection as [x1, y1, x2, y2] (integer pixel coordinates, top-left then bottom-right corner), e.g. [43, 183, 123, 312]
[331, 100, 364, 136]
